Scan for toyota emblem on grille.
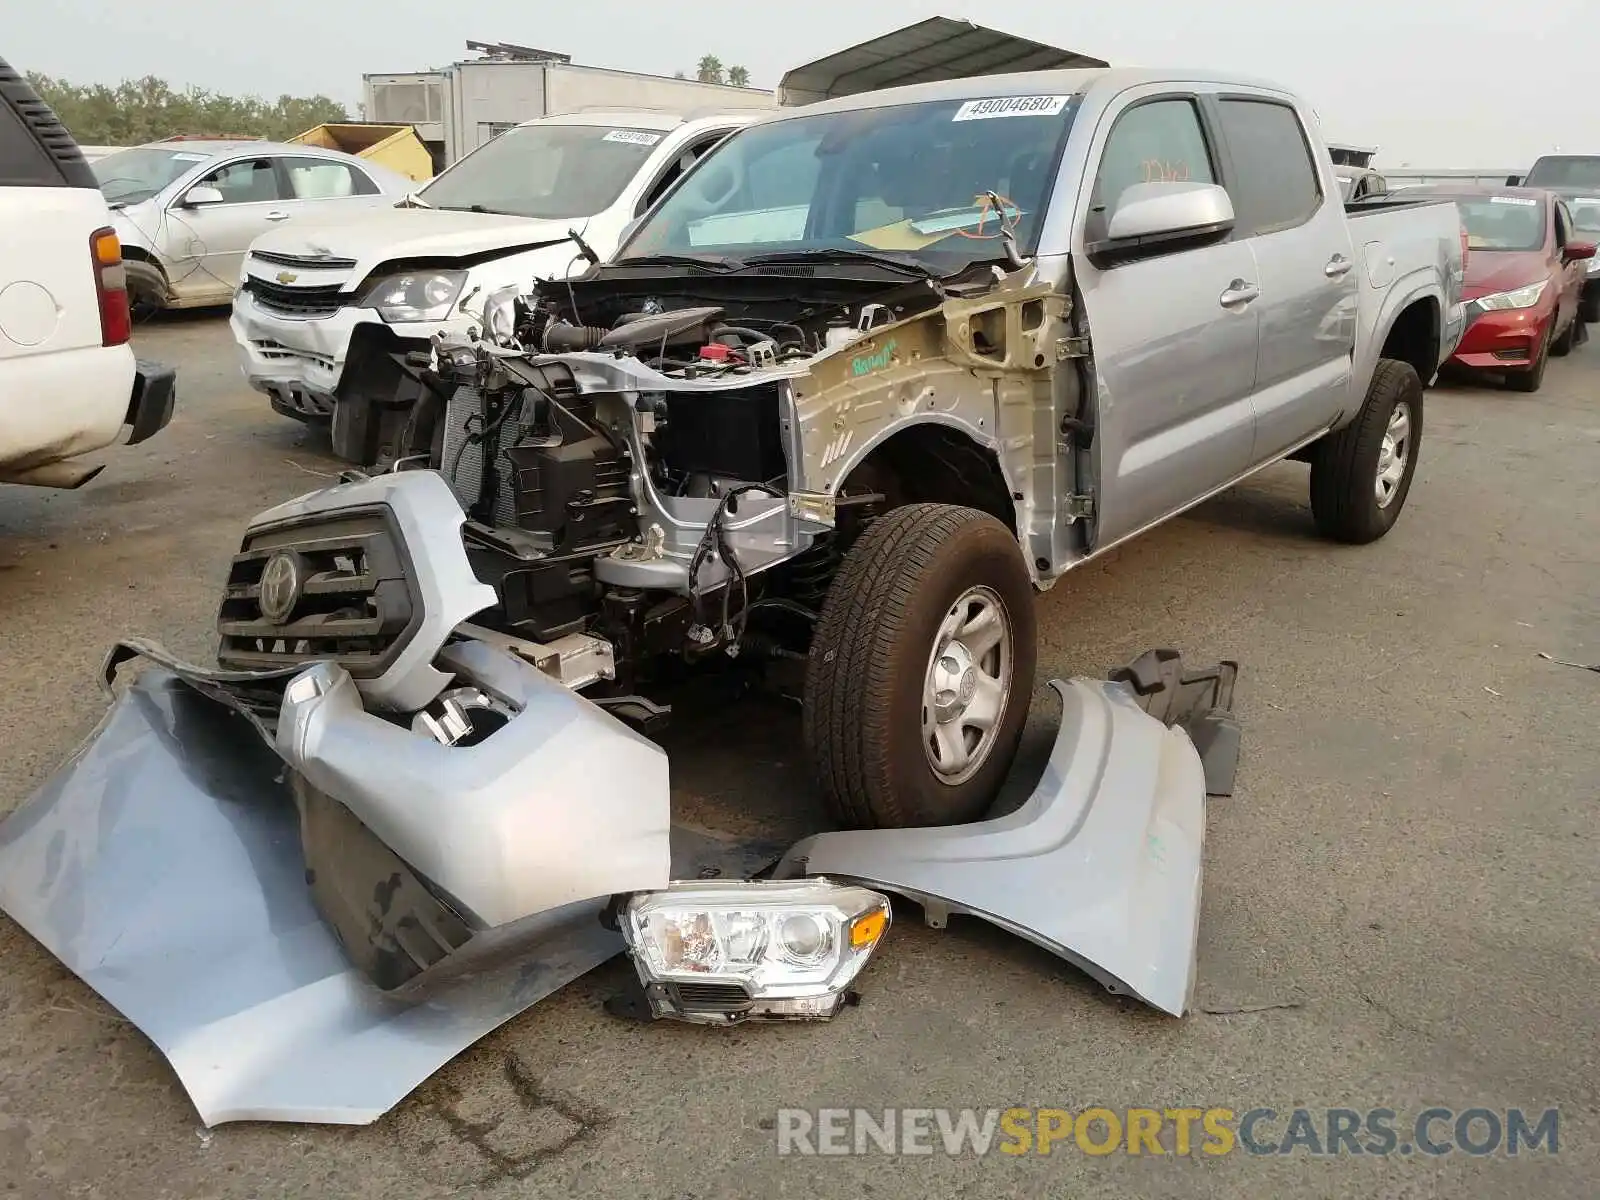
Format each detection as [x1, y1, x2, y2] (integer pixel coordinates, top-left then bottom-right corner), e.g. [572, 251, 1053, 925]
[258, 551, 304, 625]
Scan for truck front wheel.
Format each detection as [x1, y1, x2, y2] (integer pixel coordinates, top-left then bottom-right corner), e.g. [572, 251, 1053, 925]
[1309, 358, 1424, 544]
[803, 503, 1037, 829]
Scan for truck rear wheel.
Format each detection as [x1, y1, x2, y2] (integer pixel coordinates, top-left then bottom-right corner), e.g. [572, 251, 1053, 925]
[803, 503, 1036, 829]
[1309, 357, 1423, 544]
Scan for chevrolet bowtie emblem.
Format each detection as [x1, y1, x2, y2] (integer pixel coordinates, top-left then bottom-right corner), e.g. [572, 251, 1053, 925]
[276, 271, 298, 284]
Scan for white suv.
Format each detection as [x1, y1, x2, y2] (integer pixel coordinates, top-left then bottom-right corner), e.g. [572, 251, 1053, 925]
[231, 109, 760, 465]
[0, 58, 174, 489]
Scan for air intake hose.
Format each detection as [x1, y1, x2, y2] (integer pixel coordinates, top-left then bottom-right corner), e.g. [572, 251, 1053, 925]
[541, 321, 609, 352]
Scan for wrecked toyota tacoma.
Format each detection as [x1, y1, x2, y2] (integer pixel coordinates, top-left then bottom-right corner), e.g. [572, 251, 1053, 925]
[0, 68, 1463, 1127]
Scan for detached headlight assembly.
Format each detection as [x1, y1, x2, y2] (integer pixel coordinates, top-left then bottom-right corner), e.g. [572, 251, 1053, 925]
[1474, 279, 1547, 310]
[361, 270, 467, 322]
[621, 878, 892, 1024]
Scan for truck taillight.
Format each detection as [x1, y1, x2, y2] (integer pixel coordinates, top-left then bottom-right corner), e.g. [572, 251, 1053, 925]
[1459, 223, 1471, 274]
[90, 227, 131, 347]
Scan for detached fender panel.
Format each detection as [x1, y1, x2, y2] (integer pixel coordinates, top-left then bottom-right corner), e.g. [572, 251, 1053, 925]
[778, 662, 1233, 1017]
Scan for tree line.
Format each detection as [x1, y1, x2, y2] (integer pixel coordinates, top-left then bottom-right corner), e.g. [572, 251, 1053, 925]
[676, 56, 752, 87]
[30, 56, 759, 149]
[26, 73, 349, 145]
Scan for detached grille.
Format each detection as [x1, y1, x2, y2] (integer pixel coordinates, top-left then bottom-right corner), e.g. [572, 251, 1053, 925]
[249, 248, 359, 271]
[243, 277, 348, 318]
[217, 510, 417, 676]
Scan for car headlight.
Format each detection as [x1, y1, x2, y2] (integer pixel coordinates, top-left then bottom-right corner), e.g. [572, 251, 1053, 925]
[621, 878, 891, 1024]
[1585, 256, 1600, 275]
[360, 270, 467, 322]
[1474, 279, 1547, 310]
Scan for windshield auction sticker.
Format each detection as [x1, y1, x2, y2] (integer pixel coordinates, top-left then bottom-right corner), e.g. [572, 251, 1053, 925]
[1490, 196, 1538, 206]
[603, 130, 663, 146]
[952, 96, 1071, 122]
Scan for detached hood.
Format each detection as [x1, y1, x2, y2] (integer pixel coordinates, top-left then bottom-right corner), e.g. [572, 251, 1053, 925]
[1462, 250, 1550, 301]
[247, 205, 585, 280]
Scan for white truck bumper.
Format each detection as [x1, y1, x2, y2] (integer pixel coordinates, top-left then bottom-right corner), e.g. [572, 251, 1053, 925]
[1, 343, 138, 476]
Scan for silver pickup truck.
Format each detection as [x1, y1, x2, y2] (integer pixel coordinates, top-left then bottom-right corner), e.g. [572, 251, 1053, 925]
[274, 65, 1459, 830]
[0, 68, 1468, 1124]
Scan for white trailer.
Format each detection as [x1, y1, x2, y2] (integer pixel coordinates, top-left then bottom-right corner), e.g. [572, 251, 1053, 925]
[364, 42, 774, 167]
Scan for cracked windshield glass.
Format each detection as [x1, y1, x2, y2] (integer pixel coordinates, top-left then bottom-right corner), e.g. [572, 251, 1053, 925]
[621, 94, 1080, 271]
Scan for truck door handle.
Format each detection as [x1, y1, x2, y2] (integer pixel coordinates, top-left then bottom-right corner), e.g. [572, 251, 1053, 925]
[1219, 280, 1260, 307]
[1325, 254, 1353, 278]
[265, 210, 291, 222]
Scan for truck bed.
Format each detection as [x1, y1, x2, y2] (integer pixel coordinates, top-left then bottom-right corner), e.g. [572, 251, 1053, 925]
[1344, 195, 1467, 385]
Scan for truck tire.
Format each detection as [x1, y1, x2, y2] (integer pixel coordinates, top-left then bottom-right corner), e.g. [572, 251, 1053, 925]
[803, 503, 1037, 830]
[1309, 358, 1423, 544]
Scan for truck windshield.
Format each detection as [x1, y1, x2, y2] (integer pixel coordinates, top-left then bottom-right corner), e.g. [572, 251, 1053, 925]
[1438, 195, 1547, 251]
[418, 124, 666, 220]
[1524, 156, 1600, 189]
[618, 94, 1079, 271]
[92, 147, 207, 206]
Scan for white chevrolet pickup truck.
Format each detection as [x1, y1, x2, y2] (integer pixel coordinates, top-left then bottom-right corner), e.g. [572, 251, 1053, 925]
[230, 109, 761, 464]
[0, 59, 175, 489]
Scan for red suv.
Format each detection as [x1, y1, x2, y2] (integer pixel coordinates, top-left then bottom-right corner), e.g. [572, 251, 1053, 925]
[1408, 185, 1593, 392]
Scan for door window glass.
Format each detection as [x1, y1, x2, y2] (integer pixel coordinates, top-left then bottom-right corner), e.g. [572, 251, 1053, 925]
[1092, 98, 1216, 220]
[1216, 100, 1322, 235]
[282, 157, 364, 199]
[197, 158, 281, 203]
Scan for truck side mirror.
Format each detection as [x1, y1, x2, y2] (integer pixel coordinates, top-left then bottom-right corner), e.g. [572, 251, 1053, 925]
[1087, 182, 1236, 269]
[1505, 174, 1524, 187]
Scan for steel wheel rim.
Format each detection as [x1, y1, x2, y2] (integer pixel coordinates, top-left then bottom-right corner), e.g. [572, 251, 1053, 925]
[1375, 400, 1412, 509]
[921, 585, 1014, 785]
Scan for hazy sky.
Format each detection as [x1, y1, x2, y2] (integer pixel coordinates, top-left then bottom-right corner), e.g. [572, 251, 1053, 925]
[8, 0, 1594, 168]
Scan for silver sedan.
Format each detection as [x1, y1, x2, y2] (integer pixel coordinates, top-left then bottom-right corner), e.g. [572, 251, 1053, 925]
[92, 139, 415, 314]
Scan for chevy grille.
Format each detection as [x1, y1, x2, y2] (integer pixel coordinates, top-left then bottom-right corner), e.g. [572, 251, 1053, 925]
[243, 277, 349, 318]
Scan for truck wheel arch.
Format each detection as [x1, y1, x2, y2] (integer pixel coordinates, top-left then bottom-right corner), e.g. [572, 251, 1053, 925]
[832, 420, 1019, 536]
[1376, 293, 1442, 385]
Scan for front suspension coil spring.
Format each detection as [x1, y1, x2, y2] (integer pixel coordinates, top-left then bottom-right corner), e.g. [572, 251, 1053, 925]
[787, 532, 845, 610]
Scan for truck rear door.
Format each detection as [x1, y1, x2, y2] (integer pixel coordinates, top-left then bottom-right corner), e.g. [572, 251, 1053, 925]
[1071, 88, 1259, 549]
[1206, 91, 1358, 462]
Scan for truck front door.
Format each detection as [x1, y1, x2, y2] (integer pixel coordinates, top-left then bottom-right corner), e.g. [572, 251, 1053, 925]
[1072, 90, 1259, 550]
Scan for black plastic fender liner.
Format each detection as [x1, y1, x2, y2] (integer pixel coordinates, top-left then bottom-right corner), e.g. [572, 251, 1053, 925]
[1107, 649, 1241, 797]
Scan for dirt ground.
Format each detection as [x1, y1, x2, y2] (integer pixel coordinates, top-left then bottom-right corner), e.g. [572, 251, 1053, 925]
[0, 311, 1595, 1199]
